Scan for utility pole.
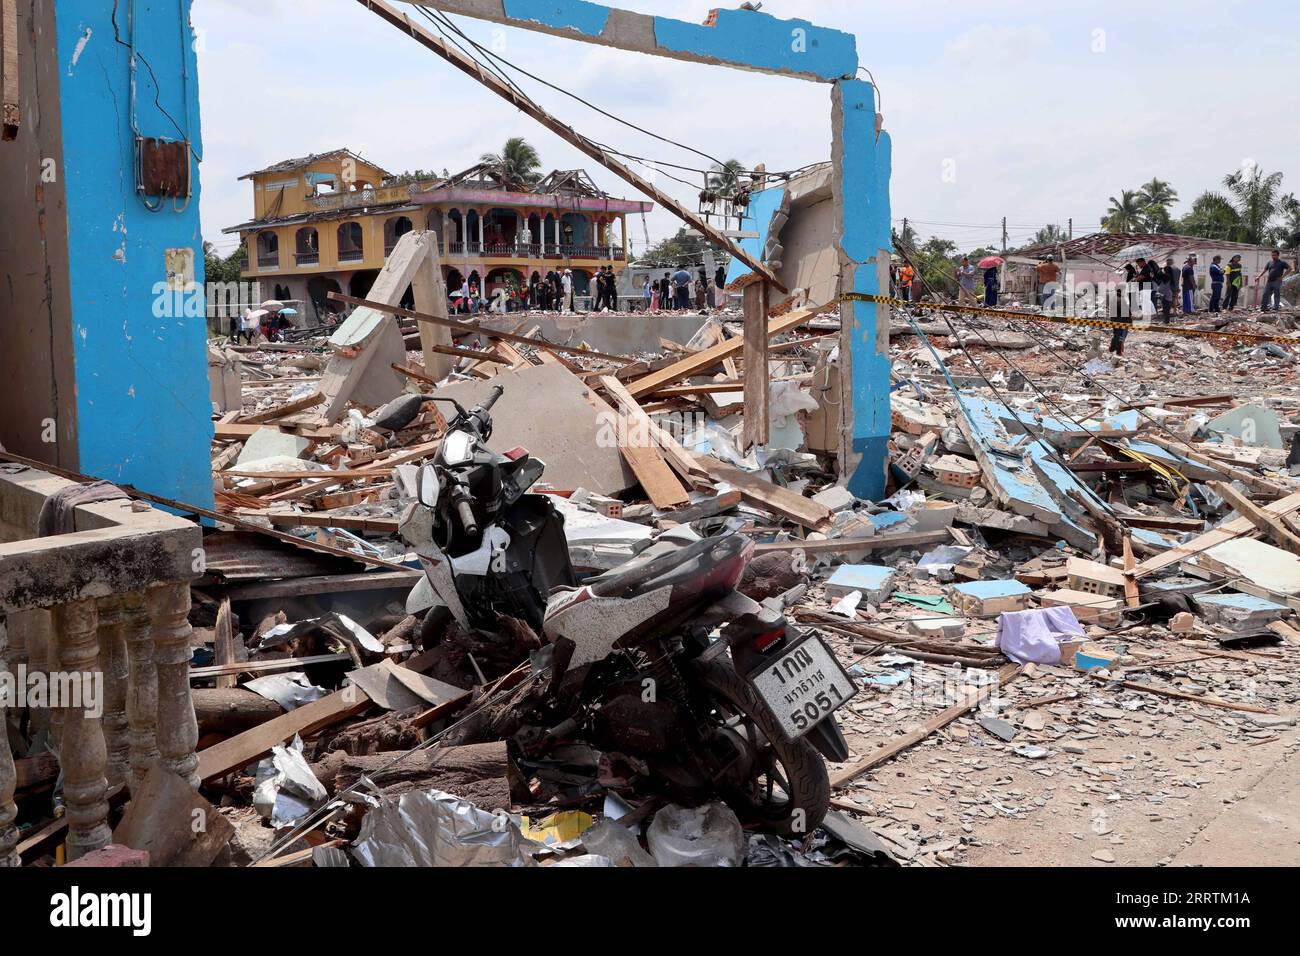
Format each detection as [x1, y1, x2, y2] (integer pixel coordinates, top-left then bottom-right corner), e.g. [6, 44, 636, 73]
[1001, 217, 1007, 254]
[1068, 217, 1073, 240]
[901, 217, 908, 246]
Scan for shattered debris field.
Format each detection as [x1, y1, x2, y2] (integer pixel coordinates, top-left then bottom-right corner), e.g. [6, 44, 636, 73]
[9, 285, 1300, 870]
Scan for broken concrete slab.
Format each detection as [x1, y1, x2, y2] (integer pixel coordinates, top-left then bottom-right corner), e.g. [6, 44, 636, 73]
[430, 364, 637, 495]
[1205, 403, 1283, 450]
[235, 427, 313, 467]
[1193, 592, 1289, 632]
[114, 764, 235, 867]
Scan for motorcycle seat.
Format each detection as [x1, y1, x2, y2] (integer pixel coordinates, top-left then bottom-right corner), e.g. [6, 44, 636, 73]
[586, 532, 750, 601]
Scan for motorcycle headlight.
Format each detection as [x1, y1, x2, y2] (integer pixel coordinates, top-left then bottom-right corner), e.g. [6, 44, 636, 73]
[441, 430, 475, 466]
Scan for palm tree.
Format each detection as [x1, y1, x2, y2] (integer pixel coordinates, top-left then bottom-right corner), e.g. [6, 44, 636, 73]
[480, 137, 542, 191]
[1103, 190, 1145, 234]
[1033, 223, 1066, 246]
[1222, 164, 1286, 245]
[1137, 177, 1179, 231]
[707, 159, 746, 197]
[1177, 191, 1243, 241]
[1267, 193, 1300, 247]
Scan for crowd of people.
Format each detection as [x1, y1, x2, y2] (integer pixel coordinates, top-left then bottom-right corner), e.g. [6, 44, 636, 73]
[1105, 249, 1291, 355]
[642, 264, 730, 313]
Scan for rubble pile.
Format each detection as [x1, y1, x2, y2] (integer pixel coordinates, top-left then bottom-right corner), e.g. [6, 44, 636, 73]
[14, 296, 1295, 870]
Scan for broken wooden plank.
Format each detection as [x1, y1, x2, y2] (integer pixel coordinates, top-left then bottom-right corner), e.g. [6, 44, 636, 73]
[221, 570, 421, 602]
[1210, 481, 1300, 556]
[241, 389, 325, 425]
[753, 531, 950, 554]
[697, 457, 833, 532]
[600, 374, 707, 483]
[196, 687, 373, 783]
[265, 513, 401, 534]
[1146, 435, 1286, 498]
[1105, 678, 1271, 714]
[586, 388, 689, 510]
[831, 664, 1024, 788]
[626, 307, 818, 399]
[212, 598, 238, 690]
[1131, 491, 1300, 580]
[189, 653, 353, 682]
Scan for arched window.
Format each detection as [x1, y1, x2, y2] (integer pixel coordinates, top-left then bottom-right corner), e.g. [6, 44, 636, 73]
[294, 227, 319, 266]
[384, 216, 414, 255]
[256, 231, 280, 268]
[337, 222, 364, 262]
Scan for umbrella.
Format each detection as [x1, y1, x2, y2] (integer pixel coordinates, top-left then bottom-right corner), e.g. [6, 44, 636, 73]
[259, 299, 286, 311]
[1116, 243, 1157, 261]
[278, 308, 299, 316]
[246, 309, 270, 321]
[978, 256, 1005, 269]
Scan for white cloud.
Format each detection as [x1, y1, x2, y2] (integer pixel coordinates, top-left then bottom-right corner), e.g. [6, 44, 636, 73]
[194, 0, 1299, 256]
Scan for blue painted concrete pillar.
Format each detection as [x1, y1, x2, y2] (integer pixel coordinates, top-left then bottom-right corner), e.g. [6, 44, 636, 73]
[832, 79, 892, 501]
[52, 1, 214, 507]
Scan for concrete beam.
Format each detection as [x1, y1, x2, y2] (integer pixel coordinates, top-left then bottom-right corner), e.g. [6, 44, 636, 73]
[397, 0, 858, 82]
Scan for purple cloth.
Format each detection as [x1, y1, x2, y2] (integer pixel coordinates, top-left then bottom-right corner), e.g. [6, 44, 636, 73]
[995, 606, 1085, 665]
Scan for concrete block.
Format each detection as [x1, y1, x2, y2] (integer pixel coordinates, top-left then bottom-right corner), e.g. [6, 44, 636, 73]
[825, 564, 897, 604]
[812, 485, 859, 513]
[1039, 588, 1123, 627]
[949, 579, 1032, 618]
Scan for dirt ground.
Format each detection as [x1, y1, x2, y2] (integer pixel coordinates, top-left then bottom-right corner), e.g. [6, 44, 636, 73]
[823, 627, 1299, 867]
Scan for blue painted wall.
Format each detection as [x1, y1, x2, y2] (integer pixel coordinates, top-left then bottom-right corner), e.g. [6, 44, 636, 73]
[653, 9, 857, 81]
[53, 1, 214, 507]
[837, 79, 892, 501]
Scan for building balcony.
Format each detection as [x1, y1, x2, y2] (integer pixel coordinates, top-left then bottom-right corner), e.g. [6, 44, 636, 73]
[444, 241, 625, 261]
[295, 252, 320, 267]
[338, 250, 365, 264]
[257, 254, 280, 268]
[0, 463, 202, 865]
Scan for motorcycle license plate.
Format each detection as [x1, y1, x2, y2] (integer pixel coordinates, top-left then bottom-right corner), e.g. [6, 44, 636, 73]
[749, 636, 858, 740]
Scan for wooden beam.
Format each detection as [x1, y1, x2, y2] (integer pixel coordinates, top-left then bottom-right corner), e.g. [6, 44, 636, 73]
[329, 292, 631, 363]
[189, 653, 353, 682]
[355, 0, 786, 293]
[1, 0, 18, 141]
[599, 375, 707, 483]
[222, 570, 421, 602]
[1131, 491, 1300, 579]
[742, 281, 770, 452]
[212, 598, 238, 690]
[1146, 435, 1286, 498]
[1209, 481, 1300, 555]
[626, 306, 817, 399]
[831, 664, 1024, 788]
[697, 457, 833, 532]
[240, 389, 324, 425]
[753, 530, 950, 554]
[196, 687, 373, 783]
[583, 386, 689, 510]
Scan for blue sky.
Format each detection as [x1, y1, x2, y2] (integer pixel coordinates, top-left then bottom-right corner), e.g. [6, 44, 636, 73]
[195, 0, 1298, 258]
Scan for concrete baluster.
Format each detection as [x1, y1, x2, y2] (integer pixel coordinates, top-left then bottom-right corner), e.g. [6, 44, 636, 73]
[52, 599, 110, 861]
[122, 590, 159, 795]
[148, 583, 199, 789]
[0, 612, 19, 867]
[96, 596, 130, 790]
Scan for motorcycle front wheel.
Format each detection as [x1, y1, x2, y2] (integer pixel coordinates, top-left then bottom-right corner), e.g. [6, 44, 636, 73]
[697, 658, 830, 837]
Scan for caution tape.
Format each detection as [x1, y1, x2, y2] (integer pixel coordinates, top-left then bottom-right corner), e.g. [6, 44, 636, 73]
[839, 292, 1300, 346]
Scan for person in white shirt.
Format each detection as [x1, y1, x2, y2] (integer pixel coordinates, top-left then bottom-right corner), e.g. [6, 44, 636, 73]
[240, 309, 262, 345]
[561, 269, 573, 314]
